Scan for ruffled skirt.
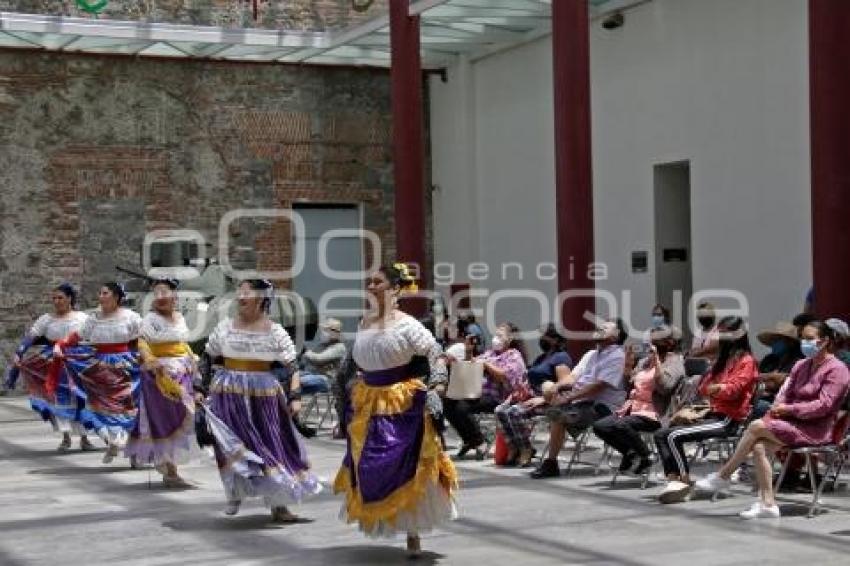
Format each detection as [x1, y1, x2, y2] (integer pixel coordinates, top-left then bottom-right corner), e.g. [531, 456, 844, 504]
[124, 355, 197, 465]
[207, 369, 321, 506]
[334, 377, 458, 538]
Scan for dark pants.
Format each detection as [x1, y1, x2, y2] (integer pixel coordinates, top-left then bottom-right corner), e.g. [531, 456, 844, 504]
[546, 400, 612, 437]
[653, 415, 739, 477]
[593, 414, 659, 458]
[444, 397, 499, 447]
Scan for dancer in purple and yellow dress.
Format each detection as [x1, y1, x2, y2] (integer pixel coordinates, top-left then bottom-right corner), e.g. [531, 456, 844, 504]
[204, 279, 320, 522]
[126, 278, 199, 487]
[55, 282, 142, 464]
[12, 284, 93, 451]
[334, 265, 458, 557]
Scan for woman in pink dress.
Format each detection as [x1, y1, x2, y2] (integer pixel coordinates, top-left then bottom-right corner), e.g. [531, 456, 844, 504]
[696, 319, 850, 519]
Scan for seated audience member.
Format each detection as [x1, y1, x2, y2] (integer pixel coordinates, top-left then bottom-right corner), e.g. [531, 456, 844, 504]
[496, 343, 588, 467]
[753, 322, 803, 419]
[299, 318, 347, 395]
[689, 302, 719, 363]
[444, 322, 529, 460]
[654, 316, 758, 503]
[696, 320, 850, 519]
[593, 325, 684, 475]
[527, 324, 573, 394]
[531, 319, 628, 479]
[826, 318, 850, 366]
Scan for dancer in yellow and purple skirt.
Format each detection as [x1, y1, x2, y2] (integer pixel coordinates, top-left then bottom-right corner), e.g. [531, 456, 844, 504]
[204, 279, 320, 522]
[8, 283, 94, 451]
[126, 278, 199, 487]
[55, 282, 142, 464]
[334, 265, 458, 558]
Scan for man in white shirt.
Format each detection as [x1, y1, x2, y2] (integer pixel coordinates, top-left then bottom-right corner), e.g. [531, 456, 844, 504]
[531, 319, 627, 479]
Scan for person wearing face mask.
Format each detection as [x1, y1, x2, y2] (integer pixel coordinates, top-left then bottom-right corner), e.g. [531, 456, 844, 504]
[593, 325, 685, 476]
[298, 318, 348, 397]
[651, 304, 671, 330]
[443, 322, 529, 461]
[526, 324, 573, 394]
[654, 316, 757, 503]
[531, 319, 627, 479]
[689, 302, 720, 363]
[697, 320, 850, 519]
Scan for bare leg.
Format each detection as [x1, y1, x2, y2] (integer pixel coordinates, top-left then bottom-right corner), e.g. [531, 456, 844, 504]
[718, 420, 782, 479]
[752, 440, 781, 506]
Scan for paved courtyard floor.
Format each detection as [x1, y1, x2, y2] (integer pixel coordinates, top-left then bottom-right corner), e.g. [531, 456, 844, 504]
[2, 396, 850, 565]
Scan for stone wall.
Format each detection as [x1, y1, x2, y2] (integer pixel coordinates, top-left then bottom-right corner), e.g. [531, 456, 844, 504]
[0, 0, 388, 31]
[0, 50, 419, 365]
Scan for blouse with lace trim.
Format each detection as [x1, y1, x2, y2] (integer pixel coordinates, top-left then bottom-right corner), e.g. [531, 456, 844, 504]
[141, 311, 191, 344]
[78, 308, 142, 344]
[28, 311, 89, 342]
[352, 314, 446, 383]
[205, 318, 296, 365]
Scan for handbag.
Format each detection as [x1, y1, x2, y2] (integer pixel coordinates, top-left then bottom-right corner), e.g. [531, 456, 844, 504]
[669, 404, 711, 426]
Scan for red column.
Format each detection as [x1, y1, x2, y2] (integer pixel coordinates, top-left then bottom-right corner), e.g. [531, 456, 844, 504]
[553, 0, 595, 358]
[390, 0, 427, 289]
[810, 0, 850, 319]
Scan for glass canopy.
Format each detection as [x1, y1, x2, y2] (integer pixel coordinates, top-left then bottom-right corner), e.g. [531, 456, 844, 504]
[0, 1, 644, 68]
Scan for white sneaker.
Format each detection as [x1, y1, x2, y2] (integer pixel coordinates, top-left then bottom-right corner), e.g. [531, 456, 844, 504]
[659, 481, 692, 504]
[739, 502, 781, 519]
[695, 472, 731, 494]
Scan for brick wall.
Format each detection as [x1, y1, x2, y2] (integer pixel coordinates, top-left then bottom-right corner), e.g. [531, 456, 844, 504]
[0, 0, 389, 31]
[0, 50, 425, 364]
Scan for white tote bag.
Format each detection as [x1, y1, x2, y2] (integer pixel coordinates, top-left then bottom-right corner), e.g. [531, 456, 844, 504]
[446, 360, 484, 400]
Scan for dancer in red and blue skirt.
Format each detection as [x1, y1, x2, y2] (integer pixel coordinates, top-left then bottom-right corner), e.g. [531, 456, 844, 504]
[55, 282, 142, 464]
[9, 283, 93, 451]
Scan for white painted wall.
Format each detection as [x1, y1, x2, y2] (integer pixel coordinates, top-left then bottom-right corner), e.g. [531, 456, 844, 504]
[430, 0, 811, 351]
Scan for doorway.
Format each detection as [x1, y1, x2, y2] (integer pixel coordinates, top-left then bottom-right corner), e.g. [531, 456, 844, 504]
[292, 204, 364, 344]
[654, 161, 693, 331]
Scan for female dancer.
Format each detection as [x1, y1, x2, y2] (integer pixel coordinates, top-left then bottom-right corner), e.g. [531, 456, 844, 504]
[126, 278, 199, 486]
[14, 283, 92, 451]
[334, 265, 458, 557]
[55, 282, 142, 464]
[204, 279, 320, 521]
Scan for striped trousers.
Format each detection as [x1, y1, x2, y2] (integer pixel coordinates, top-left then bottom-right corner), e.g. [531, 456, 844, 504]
[653, 414, 739, 477]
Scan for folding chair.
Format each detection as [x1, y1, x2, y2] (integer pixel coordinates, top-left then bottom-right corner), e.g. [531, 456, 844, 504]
[607, 432, 660, 489]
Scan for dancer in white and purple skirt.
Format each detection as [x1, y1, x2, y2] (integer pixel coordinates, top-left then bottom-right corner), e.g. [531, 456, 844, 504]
[126, 278, 199, 487]
[334, 265, 458, 557]
[204, 279, 320, 522]
[10, 283, 93, 451]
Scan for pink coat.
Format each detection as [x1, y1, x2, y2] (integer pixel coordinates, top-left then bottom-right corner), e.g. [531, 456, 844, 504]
[765, 356, 850, 447]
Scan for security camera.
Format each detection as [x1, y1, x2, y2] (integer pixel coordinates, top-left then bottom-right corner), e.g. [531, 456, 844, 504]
[602, 12, 625, 30]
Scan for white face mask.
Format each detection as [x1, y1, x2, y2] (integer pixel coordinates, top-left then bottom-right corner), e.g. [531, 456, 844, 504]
[320, 330, 335, 342]
[492, 336, 506, 352]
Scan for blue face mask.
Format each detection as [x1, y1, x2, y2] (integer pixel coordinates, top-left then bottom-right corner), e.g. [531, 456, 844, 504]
[651, 315, 665, 328]
[800, 339, 821, 359]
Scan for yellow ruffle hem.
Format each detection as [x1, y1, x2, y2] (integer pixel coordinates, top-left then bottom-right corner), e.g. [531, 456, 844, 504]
[333, 378, 458, 535]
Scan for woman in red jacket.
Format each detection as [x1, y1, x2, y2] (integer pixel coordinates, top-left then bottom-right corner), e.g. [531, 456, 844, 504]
[654, 316, 758, 504]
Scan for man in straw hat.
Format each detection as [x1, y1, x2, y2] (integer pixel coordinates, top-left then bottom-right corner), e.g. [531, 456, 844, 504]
[753, 321, 803, 419]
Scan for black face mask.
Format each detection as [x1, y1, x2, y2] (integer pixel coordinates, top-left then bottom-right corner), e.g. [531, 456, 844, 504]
[698, 317, 715, 328]
[539, 338, 552, 352]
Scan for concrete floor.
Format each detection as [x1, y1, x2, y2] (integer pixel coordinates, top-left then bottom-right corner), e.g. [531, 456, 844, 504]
[2, 395, 850, 566]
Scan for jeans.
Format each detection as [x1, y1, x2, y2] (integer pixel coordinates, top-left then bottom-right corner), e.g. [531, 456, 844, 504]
[300, 373, 330, 395]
